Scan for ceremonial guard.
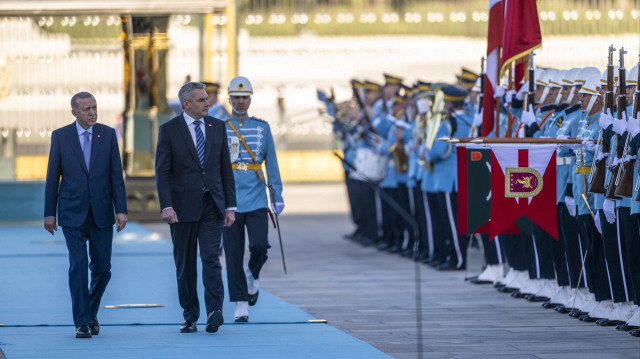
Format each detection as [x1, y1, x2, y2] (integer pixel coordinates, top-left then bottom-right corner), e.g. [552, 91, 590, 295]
[204, 82, 230, 120]
[222, 76, 284, 322]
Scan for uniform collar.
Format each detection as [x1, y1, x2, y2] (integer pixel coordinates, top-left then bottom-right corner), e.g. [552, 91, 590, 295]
[230, 114, 249, 123]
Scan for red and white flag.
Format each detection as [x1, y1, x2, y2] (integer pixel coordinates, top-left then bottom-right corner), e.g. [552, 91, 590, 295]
[500, 0, 542, 79]
[490, 144, 557, 239]
[481, 0, 503, 137]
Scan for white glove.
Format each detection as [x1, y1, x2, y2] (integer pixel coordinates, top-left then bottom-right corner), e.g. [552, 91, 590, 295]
[416, 97, 430, 114]
[556, 134, 568, 140]
[612, 112, 627, 135]
[505, 90, 517, 104]
[565, 196, 576, 217]
[602, 199, 616, 224]
[473, 110, 483, 127]
[521, 104, 536, 126]
[626, 115, 640, 137]
[271, 202, 285, 215]
[594, 211, 602, 234]
[493, 86, 506, 99]
[599, 108, 614, 129]
[516, 82, 528, 101]
[582, 137, 597, 152]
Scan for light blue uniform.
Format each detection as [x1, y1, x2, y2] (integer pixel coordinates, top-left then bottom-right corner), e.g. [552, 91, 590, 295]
[225, 115, 283, 213]
[209, 103, 230, 121]
[554, 105, 582, 203]
[572, 112, 600, 215]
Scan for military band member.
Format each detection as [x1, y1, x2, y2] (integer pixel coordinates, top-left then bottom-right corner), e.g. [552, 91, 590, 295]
[222, 76, 284, 323]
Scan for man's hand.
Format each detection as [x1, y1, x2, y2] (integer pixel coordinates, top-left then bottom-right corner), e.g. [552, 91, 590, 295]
[582, 137, 597, 152]
[521, 104, 536, 126]
[224, 210, 235, 227]
[162, 208, 179, 224]
[116, 213, 128, 232]
[44, 217, 57, 235]
[599, 108, 614, 129]
[602, 199, 616, 224]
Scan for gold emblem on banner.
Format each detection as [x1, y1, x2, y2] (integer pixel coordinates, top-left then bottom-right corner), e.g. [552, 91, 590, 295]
[505, 167, 543, 198]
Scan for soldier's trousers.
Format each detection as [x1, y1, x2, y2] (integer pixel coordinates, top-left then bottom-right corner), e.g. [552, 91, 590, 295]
[598, 208, 633, 303]
[530, 224, 556, 280]
[558, 203, 583, 288]
[223, 209, 270, 302]
[622, 213, 640, 305]
[481, 234, 503, 266]
[499, 233, 529, 272]
[351, 178, 378, 241]
[553, 203, 572, 287]
[411, 183, 429, 257]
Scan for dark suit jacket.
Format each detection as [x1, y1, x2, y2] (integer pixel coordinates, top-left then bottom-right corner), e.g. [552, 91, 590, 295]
[155, 114, 236, 222]
[44, 122, 127, 228]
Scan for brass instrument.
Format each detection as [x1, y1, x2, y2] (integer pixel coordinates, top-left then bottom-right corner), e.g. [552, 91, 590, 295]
[390, 135, 409, 174]
[425, 90, 445, 150]
[605, 47, 627, 199]
[614, 54, 640, 198]
[588, 44, 615, 194]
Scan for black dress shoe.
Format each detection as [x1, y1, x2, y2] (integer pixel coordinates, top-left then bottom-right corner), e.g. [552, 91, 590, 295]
[596, 318, 624, 326]
[206, 310, 224, 333]
[76, 326, 91, 338]
[89, 318, 100, 335]
[528, 295, 550, 302]
[180, 321, 197, 333]
[376, 241, 392, 250]
[569, 310, 585, 318]
[541, 301, 558, 309]
[400, 248, 414, 258]
[511, 290, 527, 298]
[629, 328, 640, 337]
[437, 262, 465, 271]
[234, 315, 248, 323]
[579, 314, 600, 322]
[617, 323, 639, 331]
[248, 290, 259, 306]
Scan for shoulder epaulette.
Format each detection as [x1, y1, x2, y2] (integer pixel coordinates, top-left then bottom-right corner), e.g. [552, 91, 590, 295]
[565, 104, 581, 115]
[540, 104, 556, 112]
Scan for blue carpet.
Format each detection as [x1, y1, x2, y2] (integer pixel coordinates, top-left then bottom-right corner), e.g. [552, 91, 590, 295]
[0, 223, 390, 358]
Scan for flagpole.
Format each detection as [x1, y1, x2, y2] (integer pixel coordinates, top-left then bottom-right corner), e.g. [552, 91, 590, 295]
[440, 137, 594, 144]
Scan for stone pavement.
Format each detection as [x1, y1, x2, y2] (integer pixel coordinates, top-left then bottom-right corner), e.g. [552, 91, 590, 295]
[144, 182, 640, 359]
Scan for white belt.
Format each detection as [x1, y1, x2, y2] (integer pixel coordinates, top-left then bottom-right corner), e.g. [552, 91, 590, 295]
[556, 156, 573, 166]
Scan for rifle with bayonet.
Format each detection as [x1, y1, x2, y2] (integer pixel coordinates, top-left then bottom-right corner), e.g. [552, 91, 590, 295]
[588, 44, 615, 194]
[605, 47, 627, 199]
[614, 53, 639, 197]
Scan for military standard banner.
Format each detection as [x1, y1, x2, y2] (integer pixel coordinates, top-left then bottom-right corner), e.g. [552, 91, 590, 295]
[489, 144, 557, 239]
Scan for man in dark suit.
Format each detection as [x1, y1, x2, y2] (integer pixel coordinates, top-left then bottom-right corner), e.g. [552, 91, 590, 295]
[44, 92, 128, 338]
[155, 82, 236, 334]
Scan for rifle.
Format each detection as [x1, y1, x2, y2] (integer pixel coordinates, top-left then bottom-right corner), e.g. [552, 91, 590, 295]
[614, 53, 640, 197]
[588, 44, 615, 194]
[605, 47, 627, 199]
[521, 51, 536, 136]
[470, 57, 485, 137]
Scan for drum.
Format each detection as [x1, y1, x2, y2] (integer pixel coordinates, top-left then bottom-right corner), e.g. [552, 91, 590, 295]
[349, 147, 387, 183]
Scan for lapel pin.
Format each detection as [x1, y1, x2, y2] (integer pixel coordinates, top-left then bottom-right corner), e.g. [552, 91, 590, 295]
[97, 134, 100, 138]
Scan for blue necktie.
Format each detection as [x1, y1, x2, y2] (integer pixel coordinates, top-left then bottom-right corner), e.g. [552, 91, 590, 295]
[193, 120, 205, 167]
[82, 131, 91, 170]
